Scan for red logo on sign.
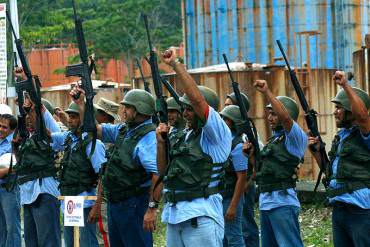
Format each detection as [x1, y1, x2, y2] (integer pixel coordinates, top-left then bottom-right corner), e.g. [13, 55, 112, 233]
[0, 5, 4, 11]
[66, 200, 74, 214]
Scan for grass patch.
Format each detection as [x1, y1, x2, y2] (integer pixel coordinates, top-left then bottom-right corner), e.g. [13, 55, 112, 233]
[153, 203, 334, 247]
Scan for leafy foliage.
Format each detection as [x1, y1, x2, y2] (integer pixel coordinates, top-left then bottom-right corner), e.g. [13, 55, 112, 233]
[4, 0, 182, 60]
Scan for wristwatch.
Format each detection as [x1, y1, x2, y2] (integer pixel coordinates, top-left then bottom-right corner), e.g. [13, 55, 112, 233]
[148, 201, 159, 209]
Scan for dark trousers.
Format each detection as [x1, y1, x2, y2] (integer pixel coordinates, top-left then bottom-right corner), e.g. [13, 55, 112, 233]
[23, 193, 61, 247]
[332, 202, 370, 247]
[260, 206, 303, 247]
[0, 186, 21, 247]
[242, 184, 259, 247]
[107, 193, 152, 247]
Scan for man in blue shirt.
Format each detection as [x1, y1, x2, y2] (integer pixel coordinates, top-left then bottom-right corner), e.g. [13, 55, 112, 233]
[224, 93, 259, 247]
[220, 105, 247, 247]
[157, 49, 232, 247]
[70, 88, 159, 247]
[16, 97, 61, 247]
[50, 102, 106, 247]
[244, 80, 307, 247]
[309, 71, 370, 247]
[0, 113, 21, 247]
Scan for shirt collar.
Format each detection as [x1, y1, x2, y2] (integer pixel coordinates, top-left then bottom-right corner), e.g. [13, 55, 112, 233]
[1, 132, 14, 144]
[272, 130, 284, 138]
[128, 118, 152, 131]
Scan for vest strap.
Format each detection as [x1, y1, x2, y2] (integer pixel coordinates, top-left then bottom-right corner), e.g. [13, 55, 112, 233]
[163, 186, 220, 203]
[326, 181, 370, 198]
[17, 168, 57, 185]
[258, 181, 296, 193]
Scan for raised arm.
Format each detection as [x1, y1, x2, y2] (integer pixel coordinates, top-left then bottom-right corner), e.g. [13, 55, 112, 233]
[160, 50, 209, 121]
[69, 87, 103, 139]
[254, 80, 294, 132]
[333, 71, 370, 134]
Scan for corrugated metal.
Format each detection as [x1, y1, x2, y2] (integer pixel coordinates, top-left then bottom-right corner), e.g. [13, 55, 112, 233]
[183, 0, 370, 70]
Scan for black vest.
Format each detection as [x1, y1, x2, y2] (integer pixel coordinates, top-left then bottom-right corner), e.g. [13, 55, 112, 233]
[15, 135, 56, 185]
[257, 133, 302, 193]
[59, 133, 98, 196]
[103, 123, 156, 202]
[163, 129, 225, 203]
[326, 127, 370, 197]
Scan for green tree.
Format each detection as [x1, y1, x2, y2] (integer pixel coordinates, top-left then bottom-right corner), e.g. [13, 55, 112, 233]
[10, 0, 182, 61]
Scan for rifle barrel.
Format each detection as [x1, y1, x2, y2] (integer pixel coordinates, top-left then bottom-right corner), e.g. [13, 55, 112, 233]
[276, 40, 292, 70]
[222, 54, 236, 83]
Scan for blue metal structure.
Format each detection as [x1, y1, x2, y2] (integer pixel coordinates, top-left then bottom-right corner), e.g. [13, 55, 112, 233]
[183, 0, 370, 70]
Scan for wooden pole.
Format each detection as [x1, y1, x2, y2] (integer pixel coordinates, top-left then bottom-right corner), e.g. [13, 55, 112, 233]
[58, 196, 97, 247]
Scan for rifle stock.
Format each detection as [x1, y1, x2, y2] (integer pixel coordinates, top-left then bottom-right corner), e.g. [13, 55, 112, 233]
[276, 40, 330, 191]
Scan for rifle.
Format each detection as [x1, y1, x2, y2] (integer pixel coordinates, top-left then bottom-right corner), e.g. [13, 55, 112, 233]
[222, 54, 261, 173]
[143, 14, 169, 199]
[276, 40, 330, 191]
[142, 14, 168, 125]
[6, 11, 46, 143]
[143, 57, 183, 110]
[135, 58, 151, 93]
[65, 0, 97, 157]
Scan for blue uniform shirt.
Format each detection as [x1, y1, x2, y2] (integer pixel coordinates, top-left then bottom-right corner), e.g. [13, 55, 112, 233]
[51, 131, 106, 208]
[0, 132, 14, 184]
[161, 107, 232, 227]
[329, 127, 370, 209]
[231, 134, 248, 172]
[259, 122, 308, 211]
[101, 119, 157, 187]
[0, 132, 13, 156]
[20, 110, 61, 205]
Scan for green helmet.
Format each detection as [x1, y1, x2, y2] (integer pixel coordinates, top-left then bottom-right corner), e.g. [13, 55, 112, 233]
[166, 97, 182, 112]
[266, 96, 299, 121]
[180, 86, 220, 110]
[120, 89, 155, 116]
[226, 92, 250, 112]
[65, 102, 80, 114]
[220, 105, 243, 126]
[42, 98, 54, 114]
[331, 87, 370, 111]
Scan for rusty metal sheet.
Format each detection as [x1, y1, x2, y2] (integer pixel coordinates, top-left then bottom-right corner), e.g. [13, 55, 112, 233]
[183, 0, 370, 71]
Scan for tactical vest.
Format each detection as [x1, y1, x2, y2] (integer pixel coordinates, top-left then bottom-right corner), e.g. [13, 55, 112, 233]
[163, 129, 225, 203]
[256, 134, 301, 193]
[15, 135, 56, 185]
[59, 134, 98, 196]
[326, 127, 370, 197]
[169, 126, 185, 148]
[221, 135, 244, 198]
[103, 123, 156, 202]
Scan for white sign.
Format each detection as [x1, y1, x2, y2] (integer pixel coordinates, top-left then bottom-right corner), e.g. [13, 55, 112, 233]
[64, 196, 85, 227]
[0, 4, 6, 103]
